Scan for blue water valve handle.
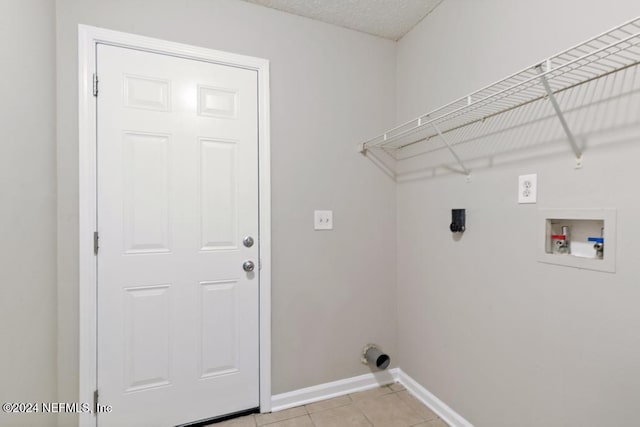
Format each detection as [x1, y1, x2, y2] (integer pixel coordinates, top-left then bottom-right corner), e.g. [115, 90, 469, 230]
[588, 237, 604, 244]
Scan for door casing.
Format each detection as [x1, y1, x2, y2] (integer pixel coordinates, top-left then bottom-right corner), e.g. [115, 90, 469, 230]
[78, 25, 271, 427]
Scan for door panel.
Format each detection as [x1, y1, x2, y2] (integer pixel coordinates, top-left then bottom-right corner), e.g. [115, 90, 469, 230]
[122, 132, 171, 254]
[123, 284, 172, 392]
[97, 43, 259, 427]
[200, 280, 239, 378]
[124, 74, 171, 111]
[200, 138, 239, 250]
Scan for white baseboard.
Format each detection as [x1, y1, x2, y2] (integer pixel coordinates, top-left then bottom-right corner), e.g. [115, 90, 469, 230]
[397, 369, 473, 427]
[270, 368, 472, 427]
[270, 368, 399, 412]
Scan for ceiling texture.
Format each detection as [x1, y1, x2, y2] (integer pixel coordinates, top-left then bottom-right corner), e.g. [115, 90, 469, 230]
[240, 0, 443, 41]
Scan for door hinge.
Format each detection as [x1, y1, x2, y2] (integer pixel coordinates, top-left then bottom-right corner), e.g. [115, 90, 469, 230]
[93, 73, 98, 97]
[93, 231, 99, 255]
[93, 389, 99, 415]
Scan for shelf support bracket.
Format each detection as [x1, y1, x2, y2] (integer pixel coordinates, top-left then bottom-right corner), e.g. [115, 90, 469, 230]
[432, 123, 471, 177]
[536, 65, 583, 165]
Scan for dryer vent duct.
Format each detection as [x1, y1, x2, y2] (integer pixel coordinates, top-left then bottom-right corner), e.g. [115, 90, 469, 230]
[362, 344, 390, 370]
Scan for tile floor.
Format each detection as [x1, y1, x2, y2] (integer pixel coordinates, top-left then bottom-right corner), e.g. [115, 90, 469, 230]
[209, 384, 449, 427]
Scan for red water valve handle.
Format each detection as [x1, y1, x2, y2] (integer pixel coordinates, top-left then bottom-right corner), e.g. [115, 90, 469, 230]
[551, 234, 566, 240]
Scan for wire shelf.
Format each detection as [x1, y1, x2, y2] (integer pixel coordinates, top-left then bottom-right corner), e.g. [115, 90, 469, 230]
[359, 16, 640, 164]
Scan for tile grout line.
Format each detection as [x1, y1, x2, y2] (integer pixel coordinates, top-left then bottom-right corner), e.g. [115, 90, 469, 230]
[255, 408, 309, 427]
[305, 400, 317, 427]
[354, 400, 374, 427]
[353, 385, 395, 427]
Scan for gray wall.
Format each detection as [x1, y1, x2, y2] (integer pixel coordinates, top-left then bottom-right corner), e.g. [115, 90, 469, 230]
[55, 0, 397, 419]
[11, 2, 640, 426]
[0, 1, 57, 426]
[396, 1, 640, 426]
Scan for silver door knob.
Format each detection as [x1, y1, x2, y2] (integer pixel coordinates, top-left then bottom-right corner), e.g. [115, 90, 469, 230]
[243, 260, 255, 272]
[243, 236, 254, 248]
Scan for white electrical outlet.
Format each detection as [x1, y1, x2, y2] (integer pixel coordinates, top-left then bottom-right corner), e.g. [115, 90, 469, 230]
[314, 210, 333, 230]
[518, 174, 537, 204]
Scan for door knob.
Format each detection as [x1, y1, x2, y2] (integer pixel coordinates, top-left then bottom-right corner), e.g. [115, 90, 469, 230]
[243, 236, 254, 248]
[243, 260, 255, 272]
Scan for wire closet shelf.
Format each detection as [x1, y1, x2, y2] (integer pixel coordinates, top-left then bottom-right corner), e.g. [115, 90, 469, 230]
[358, 16, 640, 171]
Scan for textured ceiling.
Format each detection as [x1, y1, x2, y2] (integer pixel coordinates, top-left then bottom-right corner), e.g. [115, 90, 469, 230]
[240, 0, 443, 41]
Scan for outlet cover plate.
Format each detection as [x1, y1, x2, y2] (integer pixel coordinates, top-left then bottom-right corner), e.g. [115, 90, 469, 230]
[314, 210, 333, 230]
[518, 174, 537, 204]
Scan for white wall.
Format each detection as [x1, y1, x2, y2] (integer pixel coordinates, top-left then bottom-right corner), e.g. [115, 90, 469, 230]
[396, 1, 640, 426]
[56, 0, 397, 421]
[0, 1, 57, 426]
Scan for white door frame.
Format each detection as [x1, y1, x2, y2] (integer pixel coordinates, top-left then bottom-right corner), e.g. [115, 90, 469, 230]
[78, 25, 271, 426]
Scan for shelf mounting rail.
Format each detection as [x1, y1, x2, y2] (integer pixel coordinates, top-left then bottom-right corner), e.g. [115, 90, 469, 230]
[358, 16, 640, 174]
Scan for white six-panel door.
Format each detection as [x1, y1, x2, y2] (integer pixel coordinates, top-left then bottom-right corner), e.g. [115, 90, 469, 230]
[96, 44, 259, 426]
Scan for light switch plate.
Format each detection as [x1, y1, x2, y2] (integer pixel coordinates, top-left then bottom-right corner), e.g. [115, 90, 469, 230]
[518, 174, 537, 204]
[314, 210, 333, 230]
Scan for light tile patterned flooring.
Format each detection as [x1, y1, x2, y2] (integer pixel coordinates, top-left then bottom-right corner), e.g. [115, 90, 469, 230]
[209, 384, 449, 427]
